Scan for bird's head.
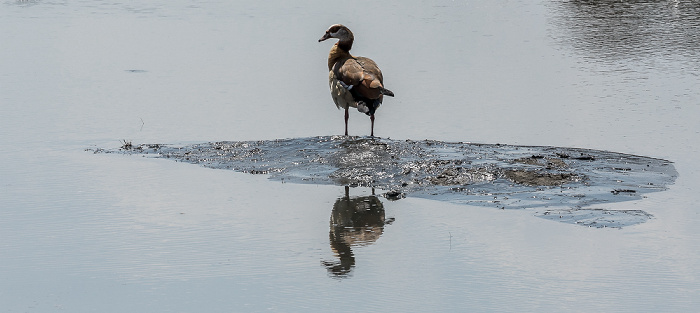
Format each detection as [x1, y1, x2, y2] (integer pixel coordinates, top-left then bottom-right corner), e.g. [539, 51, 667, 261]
[318, 24, 354, 43]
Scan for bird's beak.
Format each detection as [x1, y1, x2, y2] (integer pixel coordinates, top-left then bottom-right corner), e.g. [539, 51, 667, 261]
[318, 32, 331, 42]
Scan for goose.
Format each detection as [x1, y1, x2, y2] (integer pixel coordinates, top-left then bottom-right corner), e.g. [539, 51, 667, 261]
[319, 24, 394, 137]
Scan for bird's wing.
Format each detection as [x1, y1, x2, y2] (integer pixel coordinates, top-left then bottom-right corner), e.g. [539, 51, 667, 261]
[334, 57, 385, 100]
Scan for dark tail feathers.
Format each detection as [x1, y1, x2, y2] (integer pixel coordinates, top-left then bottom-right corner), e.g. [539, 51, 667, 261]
[380, 87, 395, 97]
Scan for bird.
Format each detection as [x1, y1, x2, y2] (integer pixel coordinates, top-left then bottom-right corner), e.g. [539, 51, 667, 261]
[319, 24, 394, 137]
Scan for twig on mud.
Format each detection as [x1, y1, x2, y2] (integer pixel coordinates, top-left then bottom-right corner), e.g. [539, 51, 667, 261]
[120, 139, 133, 150]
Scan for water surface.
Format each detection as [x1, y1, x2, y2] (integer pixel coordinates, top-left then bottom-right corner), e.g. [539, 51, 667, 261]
[1, 0, 699, 312]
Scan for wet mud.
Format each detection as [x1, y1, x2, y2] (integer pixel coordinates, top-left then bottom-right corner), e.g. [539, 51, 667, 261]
[95, 136, 677, 228]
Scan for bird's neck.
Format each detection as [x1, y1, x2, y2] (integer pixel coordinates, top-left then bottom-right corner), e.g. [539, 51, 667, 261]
[328, 42, 353, 71]
[337, 37, 353, 52]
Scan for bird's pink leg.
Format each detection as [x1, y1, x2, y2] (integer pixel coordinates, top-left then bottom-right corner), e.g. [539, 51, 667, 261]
[344, 107, 349, 136]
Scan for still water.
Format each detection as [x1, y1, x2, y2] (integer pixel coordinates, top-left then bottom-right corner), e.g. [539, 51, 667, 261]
[1, 0, 699, 312]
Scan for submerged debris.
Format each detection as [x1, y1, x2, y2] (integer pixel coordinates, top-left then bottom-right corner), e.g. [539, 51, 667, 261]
[383, 190, 405, 201]
[93, 136, 677, 228]
[536, 208, 652, 228]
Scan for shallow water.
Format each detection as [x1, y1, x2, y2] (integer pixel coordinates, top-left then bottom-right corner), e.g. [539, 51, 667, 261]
[98, 136, 677, 228]
[2, 0, 700, 312]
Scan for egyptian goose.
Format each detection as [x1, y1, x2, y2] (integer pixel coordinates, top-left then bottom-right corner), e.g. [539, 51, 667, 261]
[319, 24, 394, 137]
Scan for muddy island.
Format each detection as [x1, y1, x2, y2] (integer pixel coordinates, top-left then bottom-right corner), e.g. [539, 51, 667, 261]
[93, 136, 677, 228]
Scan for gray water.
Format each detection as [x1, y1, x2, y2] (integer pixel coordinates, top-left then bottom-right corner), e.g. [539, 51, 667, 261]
[2, 0, 700, 312]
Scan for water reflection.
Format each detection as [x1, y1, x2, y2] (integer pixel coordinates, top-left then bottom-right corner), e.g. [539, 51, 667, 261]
[549, 0, 700, 66]
[323, 186, 393, 278]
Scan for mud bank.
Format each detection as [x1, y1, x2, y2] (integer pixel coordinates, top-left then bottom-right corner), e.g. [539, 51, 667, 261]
[94, 136, 677, 228]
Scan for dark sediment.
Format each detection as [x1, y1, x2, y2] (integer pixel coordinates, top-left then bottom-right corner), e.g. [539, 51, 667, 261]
[93, 136, 677, 228]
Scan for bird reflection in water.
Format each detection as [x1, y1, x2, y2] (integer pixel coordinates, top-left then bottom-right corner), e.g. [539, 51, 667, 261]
[323, 186, 394, 278]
